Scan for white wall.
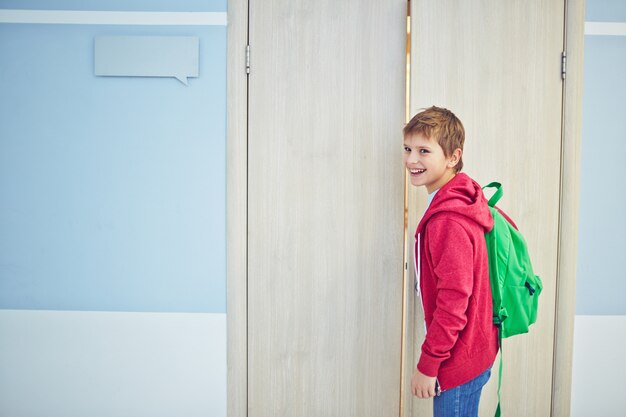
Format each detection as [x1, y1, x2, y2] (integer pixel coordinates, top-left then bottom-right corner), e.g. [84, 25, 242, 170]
[571, 316, 626, 417]
[0, 310, 227, 417]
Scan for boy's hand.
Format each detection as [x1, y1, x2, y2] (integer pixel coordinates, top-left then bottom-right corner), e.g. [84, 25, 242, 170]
[410, 369, 437, 398]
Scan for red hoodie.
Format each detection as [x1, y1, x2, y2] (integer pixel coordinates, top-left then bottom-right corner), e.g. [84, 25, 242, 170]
[415, 173, 498, 390]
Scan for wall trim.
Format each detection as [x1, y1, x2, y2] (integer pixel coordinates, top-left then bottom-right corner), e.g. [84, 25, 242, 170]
[585, 21, 626, 36]
[0, 9, 227, 25]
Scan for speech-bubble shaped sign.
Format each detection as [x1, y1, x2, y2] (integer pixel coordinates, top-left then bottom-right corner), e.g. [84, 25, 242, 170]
[95, 36, 199, 85]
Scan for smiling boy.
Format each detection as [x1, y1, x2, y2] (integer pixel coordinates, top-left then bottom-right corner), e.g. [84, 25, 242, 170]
[404, 107, 498, 417]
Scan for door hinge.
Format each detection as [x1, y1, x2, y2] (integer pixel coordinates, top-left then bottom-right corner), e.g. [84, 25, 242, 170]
[561, 51, 567, 80]
[246, 44, 250, 74]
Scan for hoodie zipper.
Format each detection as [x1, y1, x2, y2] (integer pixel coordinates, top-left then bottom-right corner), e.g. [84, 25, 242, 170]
[414, 234, 426, 333]
[415, 233, 443, 395]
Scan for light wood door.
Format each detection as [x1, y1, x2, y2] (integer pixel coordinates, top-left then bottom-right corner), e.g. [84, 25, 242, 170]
[247, 1, 407, 416]
[404, 1, 565, 416]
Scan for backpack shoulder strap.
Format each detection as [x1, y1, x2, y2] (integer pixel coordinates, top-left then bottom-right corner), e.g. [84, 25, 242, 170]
[483, 181, 504, 417]
[483, 181, 503, 207]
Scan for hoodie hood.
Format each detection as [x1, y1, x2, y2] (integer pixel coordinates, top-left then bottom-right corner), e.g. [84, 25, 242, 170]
[416, 173, 494, 235]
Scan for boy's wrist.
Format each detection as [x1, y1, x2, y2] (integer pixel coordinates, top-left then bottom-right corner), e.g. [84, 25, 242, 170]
[416, 358, 439, 378]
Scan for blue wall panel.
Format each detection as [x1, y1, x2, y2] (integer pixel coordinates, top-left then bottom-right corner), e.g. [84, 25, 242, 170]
[0, 23, 226, 313]
[586, 0, 626, 22]
[576, 34, 626, 315]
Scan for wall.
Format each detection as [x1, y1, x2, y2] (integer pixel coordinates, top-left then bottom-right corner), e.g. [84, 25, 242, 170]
[572, 0, 626, 415]
[0, 2, 228, 416]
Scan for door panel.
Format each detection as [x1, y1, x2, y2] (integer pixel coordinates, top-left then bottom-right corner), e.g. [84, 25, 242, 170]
[248, 1, 406, 416]
[405, 1, 565, 416]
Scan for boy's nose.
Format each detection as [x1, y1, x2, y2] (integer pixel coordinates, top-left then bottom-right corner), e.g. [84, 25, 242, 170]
[407, 154, 419, 164]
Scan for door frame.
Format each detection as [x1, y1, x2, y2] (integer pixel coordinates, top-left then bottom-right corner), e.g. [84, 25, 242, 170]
[227, 0, 249, 416]
[552, 0, 585, 416]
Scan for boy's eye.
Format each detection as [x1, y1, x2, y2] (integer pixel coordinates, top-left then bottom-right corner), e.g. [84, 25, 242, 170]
[419, 149, 429, 154]
[403, 146, 411, 152]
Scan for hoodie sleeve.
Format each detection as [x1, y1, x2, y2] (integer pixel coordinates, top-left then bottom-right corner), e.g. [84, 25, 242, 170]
[417, 218, 474, 377]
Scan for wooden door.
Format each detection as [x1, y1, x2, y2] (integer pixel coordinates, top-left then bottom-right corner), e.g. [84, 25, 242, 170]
[247, 1, 407, 416]
[403, 1, 566, 416]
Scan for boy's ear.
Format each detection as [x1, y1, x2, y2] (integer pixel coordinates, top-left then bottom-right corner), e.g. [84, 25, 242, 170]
[448, 148, 463, 168]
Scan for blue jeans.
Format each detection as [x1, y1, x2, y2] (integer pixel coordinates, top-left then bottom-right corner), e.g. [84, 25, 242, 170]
[433, 368, 491, 417]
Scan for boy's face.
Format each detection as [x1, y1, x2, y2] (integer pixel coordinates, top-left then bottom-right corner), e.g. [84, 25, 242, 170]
[403, 133, 461, 194]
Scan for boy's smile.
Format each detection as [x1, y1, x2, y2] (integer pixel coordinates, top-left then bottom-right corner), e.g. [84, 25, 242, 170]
[403, 133, 461, 193]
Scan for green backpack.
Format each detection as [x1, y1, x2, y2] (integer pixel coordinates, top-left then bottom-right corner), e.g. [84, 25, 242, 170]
[483, 182, 542, 417]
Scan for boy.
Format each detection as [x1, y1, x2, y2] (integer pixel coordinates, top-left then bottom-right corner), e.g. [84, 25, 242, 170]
[404, 106, 498, 417]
